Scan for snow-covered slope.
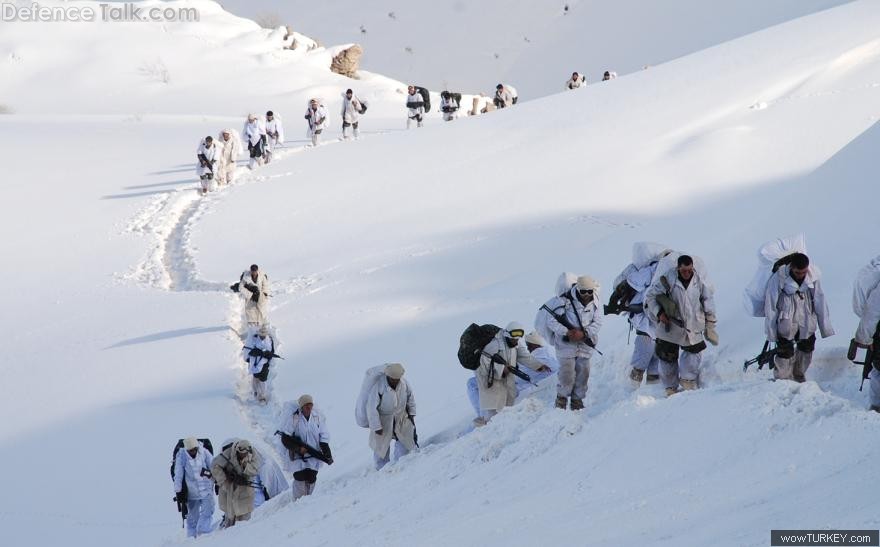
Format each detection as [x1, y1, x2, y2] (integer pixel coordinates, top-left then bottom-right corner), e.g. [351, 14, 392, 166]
[178, 1, 878, 545]
[1, 0, 879, 546]
[0, 0, 405, 116]
[214, 0, 851, 97]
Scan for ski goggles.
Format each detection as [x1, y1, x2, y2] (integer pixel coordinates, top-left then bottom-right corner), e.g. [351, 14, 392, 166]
[507, 328, 525, 338]
[578, 288, 594, 296]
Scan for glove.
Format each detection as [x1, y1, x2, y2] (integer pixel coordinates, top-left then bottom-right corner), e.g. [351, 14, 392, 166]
[250, 291, 261, 303]
[704, 321, 719, 346]
[320, 442, 334, 465]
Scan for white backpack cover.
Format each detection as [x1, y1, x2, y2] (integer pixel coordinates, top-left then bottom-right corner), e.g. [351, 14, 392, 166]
[742, 234, 807, 317]
[650, 251, 709, 288]
[853, 256, 880, 317]
[555, 271, 576, 297]
[536, 272, 576, 345]
[631, 242, 670, 269]
[354, 365, 386, 428]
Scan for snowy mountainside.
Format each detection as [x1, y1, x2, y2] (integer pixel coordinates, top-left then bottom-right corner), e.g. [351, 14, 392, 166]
[0, 0, 406, 117]
[0, 1, 878, 546]
[213, 0, 851, 98]
[179, 2, 880, 545]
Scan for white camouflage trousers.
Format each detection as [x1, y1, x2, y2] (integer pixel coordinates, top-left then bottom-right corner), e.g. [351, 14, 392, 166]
[293, 480, 316, 500]
[659, 350, 702, 389]
[374, 440, 410, 470]
[631, 333, 659, 374]
[185, 496, 214, 538]
[773, 350, 812, 381]
[251, 376, 268, 402]
[869, 368, 880, 408]
[556, 356, 591, 400]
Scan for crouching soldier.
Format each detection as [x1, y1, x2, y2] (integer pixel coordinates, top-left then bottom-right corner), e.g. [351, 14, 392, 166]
[468, 323, 552, 425]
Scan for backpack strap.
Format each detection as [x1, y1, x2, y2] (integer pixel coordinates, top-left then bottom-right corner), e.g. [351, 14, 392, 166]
[563, 291, 589, 335]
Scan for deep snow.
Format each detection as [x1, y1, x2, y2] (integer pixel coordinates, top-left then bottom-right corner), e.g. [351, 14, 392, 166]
[213, 0, 851, 98]
[1, 1, 879, 546]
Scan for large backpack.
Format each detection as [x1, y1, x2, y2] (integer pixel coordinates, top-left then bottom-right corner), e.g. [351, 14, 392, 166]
[415, 86, 431, 112]
[170, 438, 214, 485]
[354, 366, 387, 428]
[535, 272, 576, 345]
[853, 256, 880, 317]
[457, 324, 500, 370]
[742, 235, 806, 317]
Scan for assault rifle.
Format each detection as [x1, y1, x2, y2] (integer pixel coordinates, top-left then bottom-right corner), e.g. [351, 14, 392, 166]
[847, 338, 876, 391]
[604, 281, 639, 316]
[244, 346, 284, 360]
[173, 490, 187, 527]
[197, 153, 214, 172]
[483, 352, 537, 387]
[274, 430, 333, 465]
[604, 303, 645, 316]
[743, 341, 778, 372]
[540, 303, 604, 355]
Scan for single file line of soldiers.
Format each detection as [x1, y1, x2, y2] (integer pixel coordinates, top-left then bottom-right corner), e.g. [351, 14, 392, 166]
[194, 71, 621, 194]
[465, 238, 879, 426]
[172, 241, 880, 537]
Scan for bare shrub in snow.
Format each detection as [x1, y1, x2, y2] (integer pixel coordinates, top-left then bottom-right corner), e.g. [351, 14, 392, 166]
[137, 59, 171, 84]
